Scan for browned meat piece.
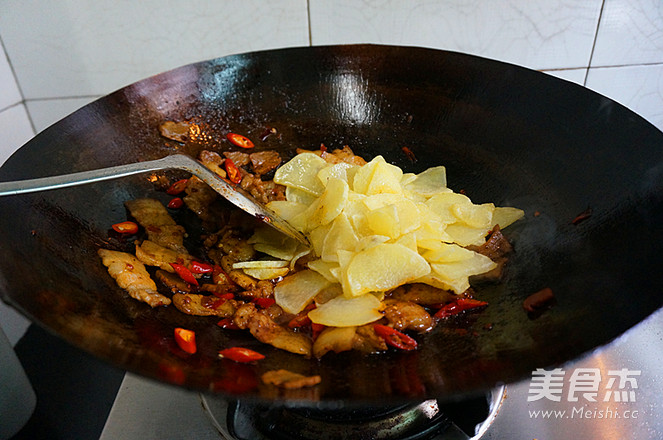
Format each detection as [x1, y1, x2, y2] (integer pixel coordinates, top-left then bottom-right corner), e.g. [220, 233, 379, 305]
[233, 302, 257, 329]
[261, 370, 321, 389]
[388, 283, 455, 306]
[135, 240, 191, 272]
[232, 303, 311, 356]
[313, 326, 357, 358]
[240, 173, 287, 204]
[223, 151, 250, 167]
[523, 287, 556, 318]
[352, 324, 388, 353]
[468, 225, 513, 280]
[247, 309, 312, 356]
[172, 293, 236, 317]
[182, 176, 223, 225]
[198, 150, 226, 178]
[228, 269, 257, 291]
[159, 120, 191, 143]
[217, 233, 256, 263]
[125, 198, 187, 253]
[98, 249, 170, 307]
[249, 150, 281, 175]
[155, 270, 191, 295]
[468, 225, 512, 260]
[382, 300, 434, 333]
[296, 145, 367, 166]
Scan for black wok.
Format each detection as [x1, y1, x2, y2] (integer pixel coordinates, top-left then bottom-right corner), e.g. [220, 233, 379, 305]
[1, 45, 662, 405]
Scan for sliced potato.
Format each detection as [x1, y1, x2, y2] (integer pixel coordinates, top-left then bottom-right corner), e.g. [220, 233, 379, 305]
[345, 243, 430, 297]
[317, 162, 358, 187]
[352, 156, 402, 195]
[308, 293, 383, 327]
[249, 224, 300, 260]
[491, 206, 525, 229]
[304, 177, 349, 230]
[285, 186, 318, 205]
[265, 200, 308, 232]
[366, 204, 400, 238]
[452, 202, 494, 229]
[444, 223, 489, 247]
[430, 252, 497, 294]
[426, 192, 474, 223]
[233, 260, 289, 269]
[423, 243, 476, 263]
[307, 259, 340, 282]
[321, 214, 359, 262]
[242, 267, 289, 280]
[274, 269, 332, 314]
[273, 152, 328, 195]
[404, 165, 448, 197]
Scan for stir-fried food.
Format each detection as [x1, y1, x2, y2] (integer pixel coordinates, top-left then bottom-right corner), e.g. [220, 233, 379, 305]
[98, 137, 523, 368]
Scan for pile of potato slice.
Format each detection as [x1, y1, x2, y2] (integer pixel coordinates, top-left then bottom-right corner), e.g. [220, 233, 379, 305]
[239, 152, 523, 328]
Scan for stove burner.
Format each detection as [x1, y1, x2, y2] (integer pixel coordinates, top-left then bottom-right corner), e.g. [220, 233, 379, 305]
[200, 386, 505, 440]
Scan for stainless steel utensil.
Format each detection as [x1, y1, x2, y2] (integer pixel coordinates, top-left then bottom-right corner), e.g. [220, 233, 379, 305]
[0, 153, 308, 245]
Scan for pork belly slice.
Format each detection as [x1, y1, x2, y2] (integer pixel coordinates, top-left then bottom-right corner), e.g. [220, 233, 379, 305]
[125, 198, 187, 253]
[135, 240, 192, 273]
[98, 249, 170, 307]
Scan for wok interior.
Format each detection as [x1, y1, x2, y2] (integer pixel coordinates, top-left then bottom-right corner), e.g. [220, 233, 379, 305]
[1, 45, 662, 405]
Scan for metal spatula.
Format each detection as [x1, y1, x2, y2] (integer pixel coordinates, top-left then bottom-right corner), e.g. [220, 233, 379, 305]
[0, 153, 308, 245]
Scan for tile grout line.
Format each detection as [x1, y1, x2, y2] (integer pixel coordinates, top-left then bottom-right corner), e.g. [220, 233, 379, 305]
[306, 0, 313, 46]
[584, 0, 606, 86]
[0, 34, 37, 134]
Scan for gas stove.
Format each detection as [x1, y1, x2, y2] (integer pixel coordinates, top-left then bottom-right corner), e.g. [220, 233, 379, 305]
[100, 307, 663, 440]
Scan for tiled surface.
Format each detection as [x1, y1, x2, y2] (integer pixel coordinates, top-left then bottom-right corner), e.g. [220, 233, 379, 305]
[541, 68, 588, 85]
[592, 0, 663, 66]
[0, 102, 34, 345]
[0, 104, 34, 165]
[0, 46, 21, 111]
[0, 0, 309, 99]
[309, 0, 603, 70]
[26, 97, 100, 133]
[586, 64, 663, 131]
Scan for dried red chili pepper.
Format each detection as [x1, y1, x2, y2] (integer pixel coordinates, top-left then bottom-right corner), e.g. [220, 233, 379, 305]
[311, 323, 325, 341]
[572, 207, 592, 225]
[166, 179, 188, 195]
[434, 298, 488, 319]
[190, 261, 213, 274]
[401, 146, 417, 162]
[252, 297, 276, 309]
[373, 324, 418, 351]
[174, 327, 197, 354]
[212, 292, 235, 301]
[218, 347, 265, 363]
[167, 197, 184, 209]
[212, 265, 235, 286]
[288, 303, 316, 328]
[288, 314, 312, 329]
[226, 132, 254, 149]
[225, 158, 242, 184]
[111, 221, 138, 234]
[170, 262, 199, 286]
[217, 318, 240, 329]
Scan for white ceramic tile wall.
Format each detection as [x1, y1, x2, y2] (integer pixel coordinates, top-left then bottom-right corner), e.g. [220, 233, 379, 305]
[591, 0, 663, 66]
[0, 46, 21, 111]
[0, 0, 663, 345]
[309, 0, 603, 71]
[0, 0, 309, 99]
